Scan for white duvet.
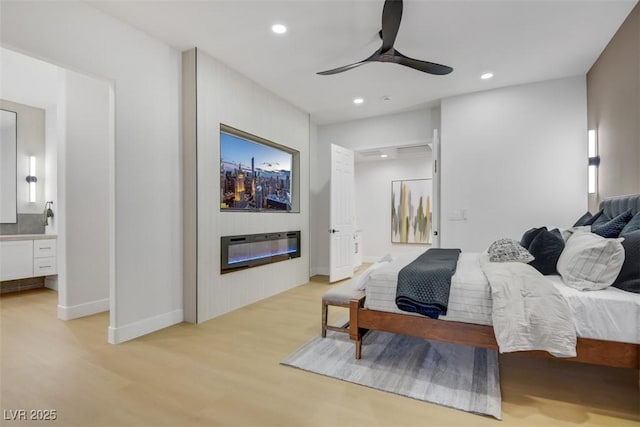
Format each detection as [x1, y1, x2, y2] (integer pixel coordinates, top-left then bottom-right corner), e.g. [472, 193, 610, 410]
[479, 253, 577, 357]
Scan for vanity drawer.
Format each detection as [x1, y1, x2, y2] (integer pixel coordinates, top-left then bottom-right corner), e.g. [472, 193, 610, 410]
[33, 257, 57, 276]
[34, 239, 57, 258]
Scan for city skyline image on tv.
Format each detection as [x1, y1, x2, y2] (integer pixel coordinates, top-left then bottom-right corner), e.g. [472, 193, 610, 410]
[220, 129, 293, 211]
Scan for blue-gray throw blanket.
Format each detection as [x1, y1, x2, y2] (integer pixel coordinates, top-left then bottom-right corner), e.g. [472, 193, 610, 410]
[395, 249, 462, 319]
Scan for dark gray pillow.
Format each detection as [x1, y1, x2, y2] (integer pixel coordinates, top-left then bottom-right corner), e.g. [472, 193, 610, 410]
[620, 211, 640, 236]
[592, 209, 633, 238]
[612, 230, 640, 293]
[573, 212, 593, 227]
[520, 226, 547, 249]
[589, 209, 609, 227]
[527, 228, 565, 275]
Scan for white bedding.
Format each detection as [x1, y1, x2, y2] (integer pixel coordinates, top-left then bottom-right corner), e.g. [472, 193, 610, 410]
[362, 252, 640, 345]
[365, 252, 492, 325]
[548, 275, 640, 344]
[479, 254, 576, 357]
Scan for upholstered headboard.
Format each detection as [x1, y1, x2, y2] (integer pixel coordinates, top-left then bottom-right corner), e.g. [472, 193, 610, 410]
[599, 194, 640, 218]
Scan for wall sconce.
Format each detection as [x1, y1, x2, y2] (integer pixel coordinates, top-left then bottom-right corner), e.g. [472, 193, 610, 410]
[587, 130, 600, 194]
[26, 155, 37, 203]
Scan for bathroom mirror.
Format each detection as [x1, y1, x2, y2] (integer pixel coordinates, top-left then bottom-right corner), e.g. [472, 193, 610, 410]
[0, 109, 17, 223]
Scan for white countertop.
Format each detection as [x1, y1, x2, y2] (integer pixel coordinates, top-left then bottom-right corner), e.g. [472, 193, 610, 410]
[0, 234, 57, 241]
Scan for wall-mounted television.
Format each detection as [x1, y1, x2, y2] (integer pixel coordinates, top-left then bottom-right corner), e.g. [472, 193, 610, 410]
[220, 125, 297, 212]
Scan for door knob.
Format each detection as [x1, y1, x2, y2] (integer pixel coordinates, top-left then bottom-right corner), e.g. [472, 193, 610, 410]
[328, 229, 338, 234]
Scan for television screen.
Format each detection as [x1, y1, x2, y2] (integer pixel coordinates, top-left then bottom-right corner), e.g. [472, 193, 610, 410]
[220, 128, 293, 211]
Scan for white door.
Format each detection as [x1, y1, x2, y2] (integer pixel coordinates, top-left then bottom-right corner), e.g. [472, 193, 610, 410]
[431, 129, 441, 248]
[329, 144, 355, 282]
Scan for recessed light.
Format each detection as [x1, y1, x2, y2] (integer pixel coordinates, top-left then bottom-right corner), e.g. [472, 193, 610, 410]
[271, 24, 287, 34]
[481, 72, 494, 80]
[380, 154, 388, 158]
[353, 97, 364, 105]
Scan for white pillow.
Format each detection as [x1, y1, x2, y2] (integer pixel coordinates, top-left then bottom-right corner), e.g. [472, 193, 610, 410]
[560, 225, 591, 242]
[378, 253, 393, 263]
[355, 258, 391, 290]
[557, 232, 625, 291]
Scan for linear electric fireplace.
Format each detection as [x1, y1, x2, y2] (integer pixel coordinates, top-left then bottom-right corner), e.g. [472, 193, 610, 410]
[221, 231, 301, 274]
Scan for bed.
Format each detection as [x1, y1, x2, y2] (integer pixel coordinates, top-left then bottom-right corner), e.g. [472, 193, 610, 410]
[348, 195, 640, 381]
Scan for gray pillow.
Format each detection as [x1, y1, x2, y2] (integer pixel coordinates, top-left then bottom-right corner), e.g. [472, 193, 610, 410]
[520, 226, 547, 249]
[612, 230, 640, 293]
[590, 210, 609, 227]
[527, 228, 565, 275]
[488, 238, 535, 263]
[592, 209, 633, 238]
[573, 212, 593, 227]
[620, 211, 640, 236]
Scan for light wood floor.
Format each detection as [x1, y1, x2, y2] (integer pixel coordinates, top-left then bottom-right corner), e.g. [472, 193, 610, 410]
[1, 280, 638, 427]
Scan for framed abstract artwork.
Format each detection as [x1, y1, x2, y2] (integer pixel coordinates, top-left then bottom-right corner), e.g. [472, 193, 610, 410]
[391, 179, 432, 244]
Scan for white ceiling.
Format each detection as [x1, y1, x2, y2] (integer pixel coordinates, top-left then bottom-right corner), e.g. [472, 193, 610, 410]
[90, 0, 636, 125]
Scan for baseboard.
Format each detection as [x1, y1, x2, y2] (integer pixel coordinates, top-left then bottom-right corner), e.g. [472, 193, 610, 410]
[363, 256, 380, 263]
[58, 297, 109, 320]
[108, 309, 183, 344]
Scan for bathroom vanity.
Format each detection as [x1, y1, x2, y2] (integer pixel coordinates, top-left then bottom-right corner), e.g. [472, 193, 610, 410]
[0, 234, 57, 281]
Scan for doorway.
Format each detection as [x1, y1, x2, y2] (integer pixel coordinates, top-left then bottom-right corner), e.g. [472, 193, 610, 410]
[0, 47, 114, 321]
[353, 143, 436, 263]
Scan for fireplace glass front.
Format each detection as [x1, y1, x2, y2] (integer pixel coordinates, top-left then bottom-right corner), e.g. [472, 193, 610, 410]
[221, 231, 300, 273]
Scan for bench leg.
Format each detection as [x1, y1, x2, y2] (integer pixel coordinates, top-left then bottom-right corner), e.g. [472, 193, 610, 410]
[349, 298, 364, 359]
[321, 301, 328, 338]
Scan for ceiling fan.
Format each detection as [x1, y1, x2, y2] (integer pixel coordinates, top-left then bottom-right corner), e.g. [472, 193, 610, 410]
[317, 0, 453, 76]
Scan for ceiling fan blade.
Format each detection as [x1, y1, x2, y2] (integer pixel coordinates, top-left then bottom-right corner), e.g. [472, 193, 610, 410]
[392, 49, 453, 75]
[317, 51, 380, 75]
[381, 0, 403, 52]
[316, 61, 367, 76]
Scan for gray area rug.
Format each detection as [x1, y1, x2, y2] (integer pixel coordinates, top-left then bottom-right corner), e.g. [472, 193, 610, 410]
[282, 331, 502, 419]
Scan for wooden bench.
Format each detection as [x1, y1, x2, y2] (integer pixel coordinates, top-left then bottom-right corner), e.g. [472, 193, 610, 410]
[321, 279, 365, 337]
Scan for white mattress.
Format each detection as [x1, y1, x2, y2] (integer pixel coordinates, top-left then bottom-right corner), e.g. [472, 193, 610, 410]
[548, 275, 640, 344]
[363, 252, 640, 344]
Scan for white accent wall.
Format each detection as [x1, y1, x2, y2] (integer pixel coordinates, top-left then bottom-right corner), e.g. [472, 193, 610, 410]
[57, 69, 111, 320]
[355, 154, 433, 262]
[191, 50, 310, 322]
[312, 108, 435, 275]
[440, 76, 588, 252]
[1, 1, 182, 343]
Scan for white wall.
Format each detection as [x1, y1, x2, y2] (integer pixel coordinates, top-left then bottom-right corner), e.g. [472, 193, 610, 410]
[44, 107, 57, 235]
[312, 108, 435, 275]
[57, 69, 111, 319]
[194, 50, 310, 322]
[317, 109, 434, 152]
[309, 121, 325, 276]
[355, 154, 433, 262]
[440, 76, 587, 251]
[1, 1, 182, 343]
